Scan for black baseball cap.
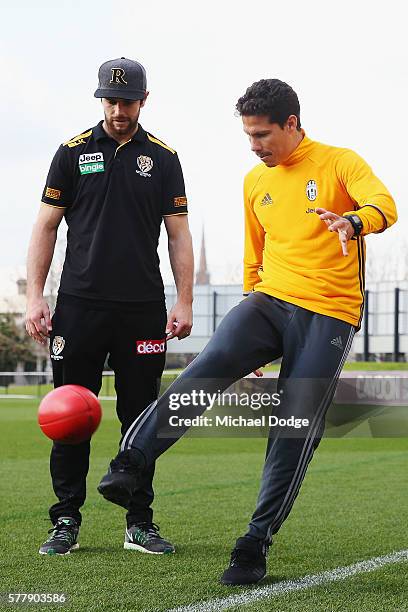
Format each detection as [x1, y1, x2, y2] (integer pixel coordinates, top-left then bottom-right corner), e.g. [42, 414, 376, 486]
[94, 57, 147, 100]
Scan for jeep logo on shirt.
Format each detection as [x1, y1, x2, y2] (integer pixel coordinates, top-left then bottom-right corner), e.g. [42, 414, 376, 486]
[78, 152, 105, 175]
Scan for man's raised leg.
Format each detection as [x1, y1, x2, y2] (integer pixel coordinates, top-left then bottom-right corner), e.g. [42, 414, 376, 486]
[97, 293, 287, 506]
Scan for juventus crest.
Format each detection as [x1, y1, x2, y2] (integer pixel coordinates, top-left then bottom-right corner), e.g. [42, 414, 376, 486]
[306, 180, 318, 201]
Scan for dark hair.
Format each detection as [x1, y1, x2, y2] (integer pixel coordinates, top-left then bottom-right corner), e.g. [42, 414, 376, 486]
[236, 79, 301, 129]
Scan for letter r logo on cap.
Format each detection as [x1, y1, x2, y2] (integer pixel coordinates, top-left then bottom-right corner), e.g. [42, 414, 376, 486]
[110, 68, 127, 85]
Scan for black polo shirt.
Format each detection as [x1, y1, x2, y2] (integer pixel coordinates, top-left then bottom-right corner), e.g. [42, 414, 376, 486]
[41, 121, 188, 302]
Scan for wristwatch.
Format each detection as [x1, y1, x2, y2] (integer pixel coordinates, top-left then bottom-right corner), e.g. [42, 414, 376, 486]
[343, 214, 363, 237]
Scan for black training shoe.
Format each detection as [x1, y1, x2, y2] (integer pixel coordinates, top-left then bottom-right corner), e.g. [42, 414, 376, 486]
[220, 537, 268, 585]
[97, 450, 141, 508]
[39, 517, 79, 556]
[124, 523, 175, 555]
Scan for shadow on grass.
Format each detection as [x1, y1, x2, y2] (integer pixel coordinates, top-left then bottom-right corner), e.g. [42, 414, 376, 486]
[219, 574, 288, 590]
[262, 573, 289, 585]
[169, 542, 233, 557]
[74, 546, 122, 554]
[74, 546, 181, 556]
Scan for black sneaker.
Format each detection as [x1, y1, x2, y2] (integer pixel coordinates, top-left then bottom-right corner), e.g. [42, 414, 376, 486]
[124, 522, 175, 555]
[220, 537, 268, 585]
[39, 517, 79, 556]
[97, 450, 142, 508]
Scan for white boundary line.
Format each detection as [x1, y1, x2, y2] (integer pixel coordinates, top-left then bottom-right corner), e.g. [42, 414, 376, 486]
[0, 394, 119, 401]
[168, 549, 408, 612]
[0, 394, 36, 399]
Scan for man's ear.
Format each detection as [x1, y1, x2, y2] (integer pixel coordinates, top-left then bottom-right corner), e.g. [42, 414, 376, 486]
[286, 115, 298, 131]
[140, 91, 150, 108]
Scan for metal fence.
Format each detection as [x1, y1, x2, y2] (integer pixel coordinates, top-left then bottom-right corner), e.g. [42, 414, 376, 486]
[358, 288, 408, 360]
[164, 284, 408, 360]
[0, 370, 180, 399]
[2, 284, 408, 381]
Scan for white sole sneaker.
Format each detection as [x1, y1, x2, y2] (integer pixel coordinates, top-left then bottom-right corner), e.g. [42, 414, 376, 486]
[124, 541, 174, 555]
[39, 543, 80, 556]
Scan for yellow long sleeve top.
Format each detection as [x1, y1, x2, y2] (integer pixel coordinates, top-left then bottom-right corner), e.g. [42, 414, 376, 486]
[243, 134, 397, 327]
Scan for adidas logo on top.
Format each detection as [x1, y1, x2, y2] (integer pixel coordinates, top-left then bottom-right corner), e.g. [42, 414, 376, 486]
[260, 193, 273, 206]
[331, 336, 343, 350]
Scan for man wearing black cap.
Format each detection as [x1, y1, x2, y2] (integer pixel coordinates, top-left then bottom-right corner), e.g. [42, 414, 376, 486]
[26, 57, 194, 556]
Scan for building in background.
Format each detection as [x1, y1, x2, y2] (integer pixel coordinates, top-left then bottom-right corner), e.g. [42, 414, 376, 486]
[195, 229, 210, 286]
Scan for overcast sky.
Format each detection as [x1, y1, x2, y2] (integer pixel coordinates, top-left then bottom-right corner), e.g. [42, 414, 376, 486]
[1, 0, 406, 294]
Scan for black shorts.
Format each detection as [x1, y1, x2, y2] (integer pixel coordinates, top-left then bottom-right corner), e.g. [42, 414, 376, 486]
[50, 293, 167, 432]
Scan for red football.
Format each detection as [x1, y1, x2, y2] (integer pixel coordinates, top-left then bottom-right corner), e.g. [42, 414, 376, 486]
[38, 385, 102, 444]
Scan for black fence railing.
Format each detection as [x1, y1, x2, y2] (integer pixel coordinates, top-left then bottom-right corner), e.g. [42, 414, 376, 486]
[165, 286, 408, 358]
[361, 288, 408, 361]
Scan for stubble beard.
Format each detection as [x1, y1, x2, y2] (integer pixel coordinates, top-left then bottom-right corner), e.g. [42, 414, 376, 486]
[104, 113, 140, 140]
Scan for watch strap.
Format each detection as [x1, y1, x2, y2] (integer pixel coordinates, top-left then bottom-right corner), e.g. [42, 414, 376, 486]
[343, 214, 363, 237]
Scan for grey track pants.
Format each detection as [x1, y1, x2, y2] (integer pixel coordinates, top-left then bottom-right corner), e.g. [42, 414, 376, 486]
[121, 292, 355, 542]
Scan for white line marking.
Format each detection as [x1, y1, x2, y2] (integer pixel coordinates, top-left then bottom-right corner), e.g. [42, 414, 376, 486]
[0, 394, 36, 399]
[168, 549, 408, 612]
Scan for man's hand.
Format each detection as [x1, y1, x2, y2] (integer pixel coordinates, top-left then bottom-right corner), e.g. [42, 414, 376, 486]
[315, 208, 354, 256]
[25, 297, 52, 345]
[166, 301, 193, 340]
[163, 215, 194, 340]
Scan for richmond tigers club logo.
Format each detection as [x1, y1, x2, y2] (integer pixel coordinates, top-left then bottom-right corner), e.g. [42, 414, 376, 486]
[51, 336, 65, 360]
[137, 155, 153, 173]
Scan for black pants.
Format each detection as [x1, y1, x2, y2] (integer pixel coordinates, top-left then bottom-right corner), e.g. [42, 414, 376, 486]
[121, 292, 355, 542]
[49, 293, 167, 526]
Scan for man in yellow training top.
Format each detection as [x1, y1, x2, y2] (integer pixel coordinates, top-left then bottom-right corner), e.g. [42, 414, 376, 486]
[98, 79, 397, 585]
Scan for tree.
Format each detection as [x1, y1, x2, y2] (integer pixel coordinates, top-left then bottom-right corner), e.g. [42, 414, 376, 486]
[0, 314, 35, 371]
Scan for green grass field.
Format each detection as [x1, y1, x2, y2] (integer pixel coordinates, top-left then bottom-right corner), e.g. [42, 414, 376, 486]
[1, 398, 408, 612]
